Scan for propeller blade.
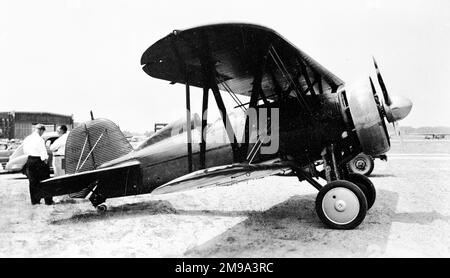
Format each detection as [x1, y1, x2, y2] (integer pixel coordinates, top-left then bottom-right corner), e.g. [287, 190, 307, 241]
[373, 57, 392, 106]
[369, 77, 377, 96]
[369, 76, 382, 107]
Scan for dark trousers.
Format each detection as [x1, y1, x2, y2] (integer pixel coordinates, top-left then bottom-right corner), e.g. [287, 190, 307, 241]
[25, 156, 53, 205]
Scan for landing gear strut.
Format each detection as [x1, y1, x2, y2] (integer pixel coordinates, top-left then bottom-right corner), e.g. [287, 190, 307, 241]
[296, 145, 374, 229]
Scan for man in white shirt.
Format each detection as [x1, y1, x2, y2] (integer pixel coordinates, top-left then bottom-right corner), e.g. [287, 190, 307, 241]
[50, 125, 69, 176]
[23, 124, 53, 205]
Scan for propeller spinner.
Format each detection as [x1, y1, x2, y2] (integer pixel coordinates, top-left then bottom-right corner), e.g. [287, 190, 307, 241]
[372, 57, 413, 123]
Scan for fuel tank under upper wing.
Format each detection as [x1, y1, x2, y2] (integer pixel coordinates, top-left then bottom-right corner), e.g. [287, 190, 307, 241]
[151, 159, 292, 195]
[141, 23, 344, 98]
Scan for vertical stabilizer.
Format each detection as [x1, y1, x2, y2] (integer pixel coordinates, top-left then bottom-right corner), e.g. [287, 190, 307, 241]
[65, 118, 133, 174]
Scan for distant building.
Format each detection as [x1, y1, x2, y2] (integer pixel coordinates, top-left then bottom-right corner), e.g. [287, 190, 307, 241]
[0, 111, 73, 140]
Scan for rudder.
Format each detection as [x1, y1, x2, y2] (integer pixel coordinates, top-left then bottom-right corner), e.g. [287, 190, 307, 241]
[65, 118, 133, 174]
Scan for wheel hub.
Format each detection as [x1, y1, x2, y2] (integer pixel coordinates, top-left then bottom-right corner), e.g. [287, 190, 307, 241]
[355, 159, 366, 170]
[334, 200, 346, 212]
[322, 187, 360, 225]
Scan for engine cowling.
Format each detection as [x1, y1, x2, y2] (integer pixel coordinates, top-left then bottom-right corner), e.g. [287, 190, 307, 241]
[345, 80, 390, 156]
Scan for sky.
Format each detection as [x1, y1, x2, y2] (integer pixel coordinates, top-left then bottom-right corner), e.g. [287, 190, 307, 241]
[1, 0, 449, 133]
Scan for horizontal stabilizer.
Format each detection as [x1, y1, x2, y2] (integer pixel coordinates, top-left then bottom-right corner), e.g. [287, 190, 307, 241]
[39, 160, 140, 198]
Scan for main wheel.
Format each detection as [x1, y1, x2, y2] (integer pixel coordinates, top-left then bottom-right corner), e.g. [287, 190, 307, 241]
[345, 173, 376, 209]
[315, 180, 368, 229]
[347, 153, 374, 176]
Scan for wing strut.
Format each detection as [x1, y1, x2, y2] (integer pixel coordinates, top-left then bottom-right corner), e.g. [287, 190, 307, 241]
[170, 33, 194, 172]
[217, 77, 246, 112]
[211, 83, 239, 155]
[316, 73, 324, 95]
[268, 45, 312, 114]
[197, 30, 240, 167]
[298, 58, 317, 96]
[200, 87, 208, 169]
[185, 82, 193, 172]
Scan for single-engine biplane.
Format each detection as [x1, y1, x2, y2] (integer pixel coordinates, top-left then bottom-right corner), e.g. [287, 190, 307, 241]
[420, 133, 449, 140]
[40, 23, 412, 229]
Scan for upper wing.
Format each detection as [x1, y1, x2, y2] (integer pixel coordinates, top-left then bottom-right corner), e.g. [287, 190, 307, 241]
[39, 160, 141, 198]
[151, 159, 292, 195]
[141, 23, 344, 100]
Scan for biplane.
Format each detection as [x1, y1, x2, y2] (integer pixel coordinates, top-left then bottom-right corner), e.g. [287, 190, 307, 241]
[420, 133, 449, 140]
[40, 23, 412, 229]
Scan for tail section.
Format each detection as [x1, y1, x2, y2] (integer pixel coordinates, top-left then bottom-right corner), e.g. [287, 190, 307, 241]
[65, 118, 133, 174]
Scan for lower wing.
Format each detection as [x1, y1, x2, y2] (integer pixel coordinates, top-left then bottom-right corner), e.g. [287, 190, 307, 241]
[152, 159, 292, 195]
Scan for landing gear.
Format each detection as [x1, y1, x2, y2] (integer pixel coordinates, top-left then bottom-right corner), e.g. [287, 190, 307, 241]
[345, 173, 376, 209]
[347, 153, 374, 176]
[315, 180, 368, 229]
[89, 191, 107, 212]
[96, 204, 108, 212]
[294, 144, 373, 229]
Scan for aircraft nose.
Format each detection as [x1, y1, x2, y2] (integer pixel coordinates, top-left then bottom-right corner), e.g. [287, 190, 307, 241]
[385, 95, 413, 122]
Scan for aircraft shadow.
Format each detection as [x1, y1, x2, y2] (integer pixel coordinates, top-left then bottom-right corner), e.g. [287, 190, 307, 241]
[51, 198, 267, 225]
[50, 189, 449, 257]
[184, 189, 403, 257]
[50, 200, 180, 225]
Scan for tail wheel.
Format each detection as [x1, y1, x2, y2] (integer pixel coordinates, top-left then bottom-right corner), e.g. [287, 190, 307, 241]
[315, 180, 368, 229]
[346, 173, 376, 209]
[96, 204, 108, 212]
[347, 153, 374, 176]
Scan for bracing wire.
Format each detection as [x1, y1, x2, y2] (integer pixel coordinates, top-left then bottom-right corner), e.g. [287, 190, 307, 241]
[216, 77, 247, 113]
[269, 46, 312, 114]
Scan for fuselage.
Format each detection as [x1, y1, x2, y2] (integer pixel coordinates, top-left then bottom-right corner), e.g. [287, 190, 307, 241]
[100, 92, 352, 196]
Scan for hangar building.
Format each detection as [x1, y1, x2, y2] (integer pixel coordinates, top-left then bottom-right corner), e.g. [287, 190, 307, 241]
[0, 111, 73, 140]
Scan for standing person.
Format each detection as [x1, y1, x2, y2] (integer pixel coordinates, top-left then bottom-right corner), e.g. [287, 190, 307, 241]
[23, 124, 53, 205]
[50, 125, 69, 177]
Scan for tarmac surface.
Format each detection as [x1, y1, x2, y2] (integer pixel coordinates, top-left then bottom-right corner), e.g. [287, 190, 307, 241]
[0, 139, 449, 257]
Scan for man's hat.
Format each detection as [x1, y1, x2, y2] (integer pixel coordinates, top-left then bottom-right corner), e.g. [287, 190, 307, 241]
[35, 124, 46, 131]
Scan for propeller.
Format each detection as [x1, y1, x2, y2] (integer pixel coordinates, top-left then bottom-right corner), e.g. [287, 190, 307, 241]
[373, 57, 391, 106]
[371, 57, 412, 143]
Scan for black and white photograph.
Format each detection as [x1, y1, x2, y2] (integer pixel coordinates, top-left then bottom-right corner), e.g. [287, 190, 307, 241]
[1, 0, 449, 262]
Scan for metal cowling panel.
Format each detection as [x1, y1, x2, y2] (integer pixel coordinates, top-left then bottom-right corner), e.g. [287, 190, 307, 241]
[65, 118, 133, 174]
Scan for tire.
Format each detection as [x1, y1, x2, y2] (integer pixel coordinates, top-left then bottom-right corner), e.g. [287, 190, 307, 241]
[345, 173, 376, 209]
[347, 153, 374, 176]
[96, 204, 108, 212]
[315, 180, 368, 229]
